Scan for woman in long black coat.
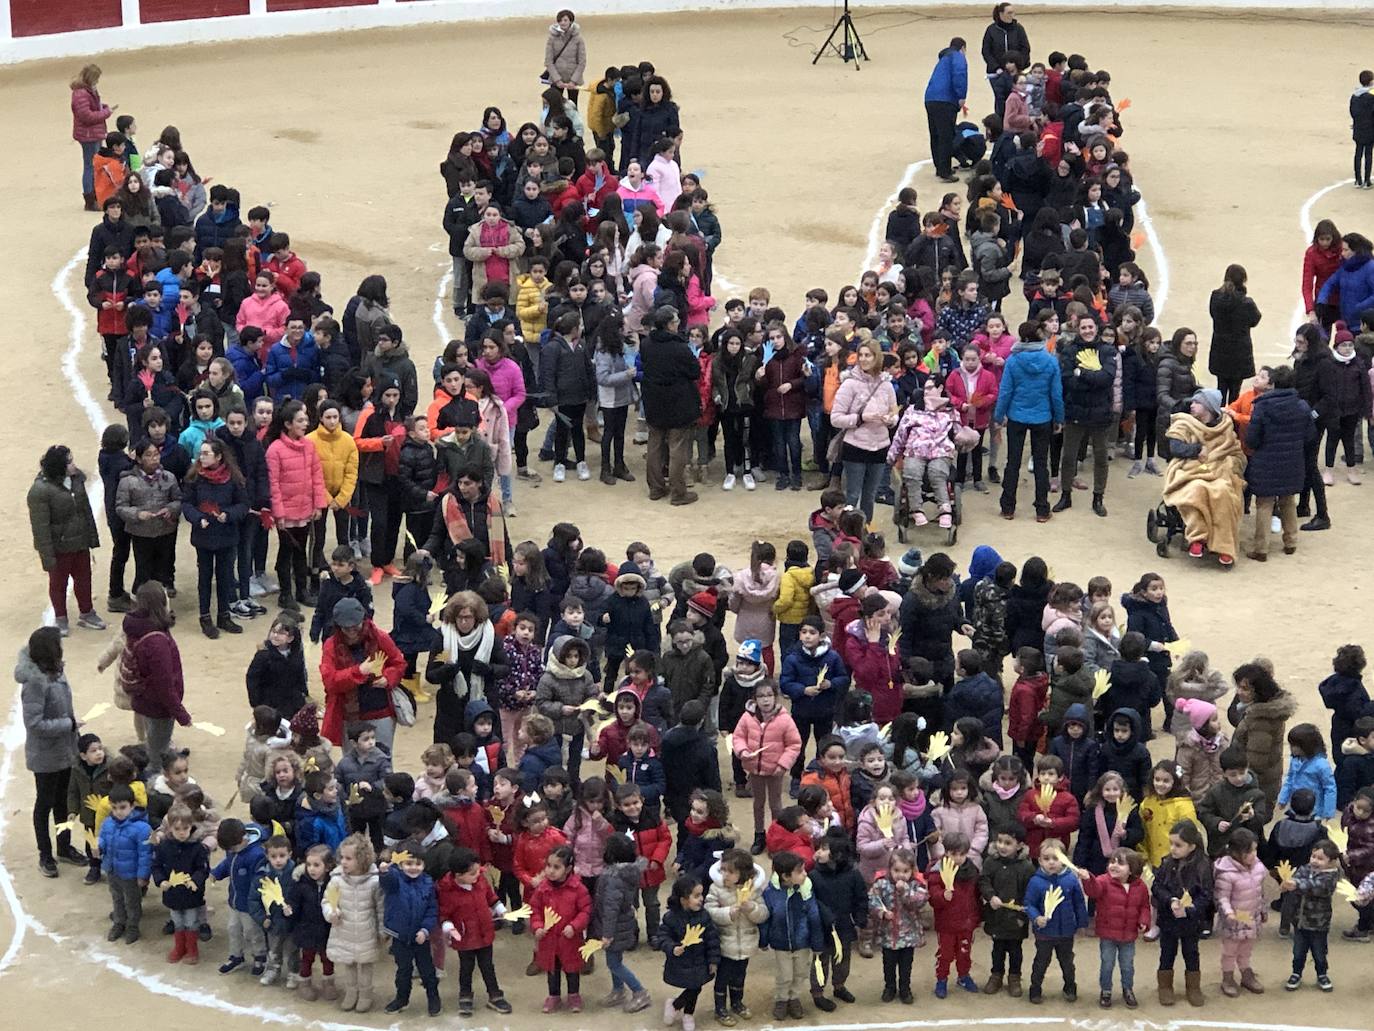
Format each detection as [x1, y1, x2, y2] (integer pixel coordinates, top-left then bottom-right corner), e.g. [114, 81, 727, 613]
[1243, 366, 1315, 559]
[1208, 264, 1262, 406]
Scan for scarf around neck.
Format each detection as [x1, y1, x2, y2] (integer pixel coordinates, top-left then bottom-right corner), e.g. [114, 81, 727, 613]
[439, 619, 496, 703]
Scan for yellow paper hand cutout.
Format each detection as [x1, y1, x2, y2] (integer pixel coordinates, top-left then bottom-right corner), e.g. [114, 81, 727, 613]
[84, 793, 101, 813]
[737, 885, 752, 906]
[939, 855, 958, 887]
[832, 928, 843, 958]
[1336, 880, 1359, 902]
[1037, 784, 1057, 811]
[303, 755, 320, 773]
[1052, 848, 1082, 877]
[1275, 860, 1295, 884]
[1141, 867, 1155, 889]
[1118, 795, 1136, 825]
[1092, 668, 1111, 699]
[1233, 909, 1253, 925]
[81, 701, 111, 722]
[579, 938, 604, 961]
[1325, 821, 1349, 853]
[1042, 885, 1064, 920]
[166, 870, 194, 889]
[192, 721, 226, 737]
[875, 800, 896, 837]
[1163, 639, 1191, 658]
[259, 878, 286, 911]
[487, 804, 506, 824]
[325, 882, 341, 910]
[887, 628, 902, 655]
[680, 922, 705, 948]
[813, 955, 826, 986]
[390, 850, 415, 866]
[502, 905, 532, 922]
[347, 783, 363, 806]
[925, 730, 951, 764]
[625, 644, 635, 659]
[1076, 349, 1102, 372]
[1178, 890, 1193, 910]
[543, 905, 562, 928]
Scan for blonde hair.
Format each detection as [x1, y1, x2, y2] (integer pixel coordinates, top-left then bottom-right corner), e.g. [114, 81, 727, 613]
[339, 832, 375, 870]
[421, 743, 454, 769]
[71, 64, 102, 90]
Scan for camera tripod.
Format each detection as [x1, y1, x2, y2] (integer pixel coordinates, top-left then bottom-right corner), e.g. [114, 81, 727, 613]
[813, 0, 869, 69]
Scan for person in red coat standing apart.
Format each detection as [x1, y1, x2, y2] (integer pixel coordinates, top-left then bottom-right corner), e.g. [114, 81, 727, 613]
[71, 63, 113, 210]
[320, 597, 405, 751]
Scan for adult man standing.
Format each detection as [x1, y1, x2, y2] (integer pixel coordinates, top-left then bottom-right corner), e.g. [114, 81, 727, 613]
[924, 38, 968, 185]
[994, 320, 1064, 522]
[640, 306, 701, 506]
[1054, 313, 1117, 517]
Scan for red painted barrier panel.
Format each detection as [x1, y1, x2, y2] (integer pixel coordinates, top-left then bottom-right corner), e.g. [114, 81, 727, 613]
[11, 0, 122, 37]
[141, 0, 250, 23]
[267, 0, 378, 10]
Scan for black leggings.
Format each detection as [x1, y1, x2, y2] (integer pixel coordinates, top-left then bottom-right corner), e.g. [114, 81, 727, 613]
[274, 525, 311, 596]
[673, 987, 701, 1014]
[1216, 377, 1243, 407]
[721, 412, 750, 474]
[881, 945, 913, 992]
[514, 425, 530, 469]
[1157, 929, 1200, 972]
[554, 403, 586, 464]
[33, 768, 72, 859]
[600, 405, 628, 467]
[1324, 414, 1360, 467]
[547, 959, 581, 997]
[1133, 407, 1158, 459]
[458, 945, 501, 998]
[1357, 141, 1373, 185]
[714, 956, 748, 1010]
[1299, 435, 1330, 518]
[366, 481, 403, 567]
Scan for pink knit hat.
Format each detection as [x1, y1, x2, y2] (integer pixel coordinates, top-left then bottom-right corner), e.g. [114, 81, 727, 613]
[1173, 697, 1216, 732]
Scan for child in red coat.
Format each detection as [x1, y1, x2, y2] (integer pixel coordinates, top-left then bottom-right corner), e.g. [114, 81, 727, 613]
[609, 783, 671, 941]
[1077, 847, 1150, 1007]
[438, 768, 490, 859]
[1007, 648, 1050, 770]
[485, 769, 524, 919]
[529, 844, 593, 1013]
[1018, 755, 1081, 857]
[436, 847, 512, 1016]
[515, 803, 570, 897]
[927, 830, 982, 995]
[764, 806, 816, 870]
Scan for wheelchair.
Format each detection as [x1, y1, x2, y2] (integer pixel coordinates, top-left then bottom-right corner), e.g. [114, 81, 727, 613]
[1144, 501, 1187, 559]
[895, 473, 962, 547]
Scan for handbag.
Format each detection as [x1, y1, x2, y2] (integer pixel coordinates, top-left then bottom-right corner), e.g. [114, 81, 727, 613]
[826, 377, 889, 463]
[390, 682, 417, 727]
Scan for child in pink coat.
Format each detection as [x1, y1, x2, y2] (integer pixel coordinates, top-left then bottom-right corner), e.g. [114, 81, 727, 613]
[1212, 827, 1268, 996]
[856, 782, 910, 883]
[930, 770, 990, 870]
[887, 380, 958, 528]
[731, 672, 801, 855]
[944, 343, 1000, 491]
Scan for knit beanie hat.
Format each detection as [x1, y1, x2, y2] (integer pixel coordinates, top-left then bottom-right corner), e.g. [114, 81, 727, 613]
[687, 590, 717, 617]
[838, 569, 867, 596]
[1173, 697, 1216, 733]
[290, 702, 320, 738]
[897, 547, 923, 578]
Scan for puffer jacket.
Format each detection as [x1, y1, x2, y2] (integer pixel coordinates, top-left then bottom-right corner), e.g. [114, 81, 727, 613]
[773, 566, 815, 626]
[1025, 866, 1089, 938]
[732, 704, 802, 777]
[306, 424, 359, 508]
[729, 566, 780, 644]
[1231, 689, 1299, 806]
[180, 470, 248, 552]
[779, 641, 849, 722]
[17, 649, 77, 774]
[898, 578, 964, 686]
[829, 368, 898, 453]
[99, 809, 154, 881]
[945, 672, 1005, 747]
[322, 864, 385, 963]
[801, 760, 856, 834]
[436, 871, 497, 951]
[530, 874, 592, 972]
[594, 347, 636, 409]
[1081, 872, 1150, 942]
[27, 470, 101, 569]
[114, 467, 180, 539]
[856, 802, 911, 883]
[153, 835, 210, 911]
[808, 856, 870, 942]
[534, 636, 599, 738]
[1213, 854, 1266, 939]
[705, 861, 769, 960]
[930, 801, 990, 870]
[979, 847, 1033, 939]
[928, 855, 982, 934]
[593, 858, 646, 949]
[544, 21, 586, 84]
[759, 872, 824, 952]
[867, 870, 928, 949]
[1155, 346, 1197, 416]
[1058, 339, 1118, 426]
[1342, 805, 1374, 885]
[1317, 251, 1374, 328]
[266, 433, 327, 522]
[380, 864, 438, 940]
[760, 344, 807, 421]
[1207, 287, 1261, 381]
[1313, 350, 1372, 422]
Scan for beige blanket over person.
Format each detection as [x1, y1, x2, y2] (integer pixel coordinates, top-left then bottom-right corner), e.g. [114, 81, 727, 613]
[1162, 412, 1246, 558]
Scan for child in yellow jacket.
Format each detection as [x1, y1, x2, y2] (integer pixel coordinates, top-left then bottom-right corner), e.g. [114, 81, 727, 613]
[773, 540, 815, 654]
[1137, 759, 1199, 868]
[515, 260, 552, 340]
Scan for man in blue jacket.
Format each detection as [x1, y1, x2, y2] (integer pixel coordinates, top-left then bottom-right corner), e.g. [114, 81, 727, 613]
[924, 38, 969, 184]
[994, 321, 1064, 521]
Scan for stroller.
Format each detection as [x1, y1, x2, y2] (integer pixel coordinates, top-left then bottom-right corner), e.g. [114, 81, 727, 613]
[894, 472, 962, 546]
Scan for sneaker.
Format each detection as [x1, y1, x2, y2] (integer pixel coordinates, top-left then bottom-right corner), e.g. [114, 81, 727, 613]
[1099, 991, 1113, 1008]
[934, 979, 948, 999]
[811, 994, 836, 1012]
[384, 997, 408, 1013]
[230, 600, 255, 619]
[249, 576, 268, 598]
[625, 989, 651, 1013]
[1349, 469, 1362, 485]
[913, 511, 928, 526]
[957, 975, 979, 993]
[577, 461, 591, 481]
[1322, 468, 1335, 486]
[250, 956, 266, 977]
[714, 1010, 736, 1026]
[260, 966, 280, 986]
[553, 464, 566, 483]
[77, 611, 107, 631]
[775, 476, 789, 491]
[1146, 458, 1163, 475]
[38, 856, 58, 878]
[1341, 928, 1371, 942]
[729, 1002, 751, 1018]
[751, 467, 769, 483]
[988, 466, 1001, 484]
[83, 866, 101, 885]
[1317, 975, 1334, 992]
[543, 996, 562, 1014]
[107, 924, 125, 941]
[742, 473, 756, 491]
[1128, 460, 1143, 477]
[972, 481, 988, 494]
[668, 998, 684, 1025]
[487, 996, 513, 1014]
[723, 474, 736, 491]
[368, 566, 383, 585]
[833, 986, 855, 1003]
[458, 997, 474, 1018]
[785, 999, 803, 1018]
[566, 993, 583, 1013]
[1285, 974, 1302, 991]
[683, 1014, 696, 1031]
[57, 844, 86, 865]
[107, 593, 133, 613]
[880, 987, 897, 1003]
[517, 467, 543, 485]
[601, 988, 627, 1008]
[1188, 541, 1205, 558]
[938, 511, 953, 529]
[219, 955, 244, 974]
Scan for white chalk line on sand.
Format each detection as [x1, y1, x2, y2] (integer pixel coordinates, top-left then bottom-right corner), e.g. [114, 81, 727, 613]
[1291, 178, 1357, 340]
[860, 160, 930, 277]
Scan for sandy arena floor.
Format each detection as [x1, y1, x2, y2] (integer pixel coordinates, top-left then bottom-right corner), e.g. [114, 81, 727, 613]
[2, 8, 1373, 1029]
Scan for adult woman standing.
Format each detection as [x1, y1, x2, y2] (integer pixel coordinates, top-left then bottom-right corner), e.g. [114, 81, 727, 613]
[624, 76, 681, 171]
[71, 64, 113, 210]
[1243, 365, 1314, 561]
[18, 626, 82, 877]
[1292, 325, 1332, 531]
[180, 439, 248, 638]
[829, 338, 898, 520]
[426, 591, 509, 744]
[543, 11, 586, 104]
[980, 3, 1030, 75]
[1155, 327, 1199, 452]
[122, 582, 191, 759]
[1208, 265, 1262, 406]
[320, 597, 405, 750]
[1228, 662, 1297, 809]
[265, 399, 328, 612]
[28, 445, 106, 636]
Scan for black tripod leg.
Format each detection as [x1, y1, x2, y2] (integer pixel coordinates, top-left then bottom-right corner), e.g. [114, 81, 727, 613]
[813, 16, 846, 64]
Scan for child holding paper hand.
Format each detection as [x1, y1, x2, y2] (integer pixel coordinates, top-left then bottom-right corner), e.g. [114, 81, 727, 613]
[1077, 846, 1150, 1008]
[660, 872, 722, 1031]
[378, 839, 441, 1017]
[1280, 838, 1341, 991]
[706, 847, 768, 1024]
[529, 844, 592, 1012]
[435, 846, 512, 1016]
[151, 806, 210, 964]
[868, 847, 928, 1004]
[857, 783, 910, 884]
[1151, 820, 1212, 1006]
[979, 826, 1033, 996]
[927, 830, 982, 998]
[593, 833, 653, 1014]
[1023, 837, 1089, 1004]
[1212, 827, 1267, 997]
[1019, 755, 1081, 857]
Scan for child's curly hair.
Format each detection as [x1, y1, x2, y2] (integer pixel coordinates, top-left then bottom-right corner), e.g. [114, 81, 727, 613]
[690, 788, 730, 827]
[339, 831, 375, 870]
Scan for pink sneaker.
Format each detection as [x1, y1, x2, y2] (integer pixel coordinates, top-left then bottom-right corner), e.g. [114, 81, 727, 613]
[567, 994, 583, 1013]
[938, 511, 953, 529]
[913, 511, 929, 527]
[543, 996, 562, 1014]
[1188, 541, 1204, 559]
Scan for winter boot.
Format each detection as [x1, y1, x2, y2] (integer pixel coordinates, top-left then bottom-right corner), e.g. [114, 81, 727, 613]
[1240, 968, 1265, 994]
[982, 972, 1003, 994]
[339, 965, 358, 1011]
[404, 673, 431, 704]
[856, 923, 874, 958]
[1092, 493, 1108, 517]
[1221, 971, 1239, 997]
[84, 191, 99, 211]
[1052, 491, 1072, 512]
[613, 461, 635, 482]
[601, 458, 616, 485]
[297, 973, 319, 1002]
[320, 974, 340, 1000]
[1157, 969, 1176, 1006]
[750, 832, 766, 856]
[182, 931, 199, 965]
[1006, 975, 1023, 997]
[1184, 970, 1204, 1006]
[167, 929, 188, 963]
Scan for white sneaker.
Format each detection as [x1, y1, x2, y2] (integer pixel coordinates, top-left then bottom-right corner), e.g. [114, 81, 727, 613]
[1271, 515, 1282, 534]
[553, 464, 566, 483]
[723, 474, 736, 491]
[751, 467, 768, 483]
[743, 473, 756, 491]
[576, 461, 591, 481]
[633, 430, 649, 445]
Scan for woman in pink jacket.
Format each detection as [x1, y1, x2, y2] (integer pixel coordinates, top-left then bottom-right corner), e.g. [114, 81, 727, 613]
[829, 339, 898, 520]
[945, 343, 1000, 491]
[1212, 830, 1268, 996]
[71, 64, 112, 208]
[236, 271, 291, 347]
[624, 246, 662, 340]
[731, 674, 801, 854]
[730, 541, 781, 672]
[266, 399, 327, 613]
[475, 335, 527, 428]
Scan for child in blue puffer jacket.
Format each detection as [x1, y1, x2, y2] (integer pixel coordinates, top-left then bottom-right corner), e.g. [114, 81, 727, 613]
[211, 818, 269, 975]
[1023, 837, 1089, 1004]
[257, 835, 297, 986]
[759, 851, 824, 1019]
[296, 771, 350, 854]
[99, 784, 154, 945]
[381, 839, 441, 1016]
[1278, 724, 1338, 820]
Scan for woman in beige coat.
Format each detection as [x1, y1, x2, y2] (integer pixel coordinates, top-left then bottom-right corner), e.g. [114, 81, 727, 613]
[463, 206, 527, 306]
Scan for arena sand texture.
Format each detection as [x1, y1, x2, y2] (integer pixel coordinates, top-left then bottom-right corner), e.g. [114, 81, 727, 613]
[1, 8, 1372, 1029]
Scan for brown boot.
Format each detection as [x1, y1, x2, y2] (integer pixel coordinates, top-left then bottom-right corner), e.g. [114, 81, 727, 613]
[1006, 975, 1023, 998]
[1157, 969, 1176, 1006]
[83, 191, 98, 211]
[1220, 971, 1239, 997]
[1184, 970, 1204, 1006]
[1239, 968, 1264, 994]
[982, 973, 1003, 995]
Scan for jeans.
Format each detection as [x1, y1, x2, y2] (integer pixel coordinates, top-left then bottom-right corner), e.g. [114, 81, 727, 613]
[109, 875, 143, 930]
[842, 456, 885, 520]
[808, 408, 831, 474]
[881, 945, 914, 993]
[108, 520, 132, 598]
[790, 715, 833, 780]
[1098, 938, 1135, 991]
[925, 100, 959, 176]
[770, 418, 803, 485]
[80, 139, 99, 193]
[1000, 419, 1052, 516]
[600, 404, 628, 468]
[554, 403, 587, 464]
[47, 550, 94, 620]
[1031, 936, 1076, 990]
[990, 938, 1023, 976]
[1157, 929, 1200, 972]
[605, 948, 644, 993]
[391, 939, 439, 1000]
[196, 545, 236, 618]
[169, 906, 200, 931]
[564, 725, 585, 789]
[1292, 927, 1329, 976]
[232, 518, 256, 600]
[33, 768, 72, 858]
[1060, 422, 1110, 495]
[458, 945, 501, 998]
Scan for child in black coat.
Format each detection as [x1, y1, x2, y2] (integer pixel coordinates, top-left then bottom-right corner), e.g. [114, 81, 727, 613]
[288, 843, 338, 1000]
[604, 562, 660, 690]
[1101, 633, 1159, 740]
[151, 807, 211, 964]
[808, 829, 868, 1009]
[659, 872, 722, 1027]
[1097, 709, 1153, 800]
[310, 546, 374, 644]
[245, 614, 309, 718]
